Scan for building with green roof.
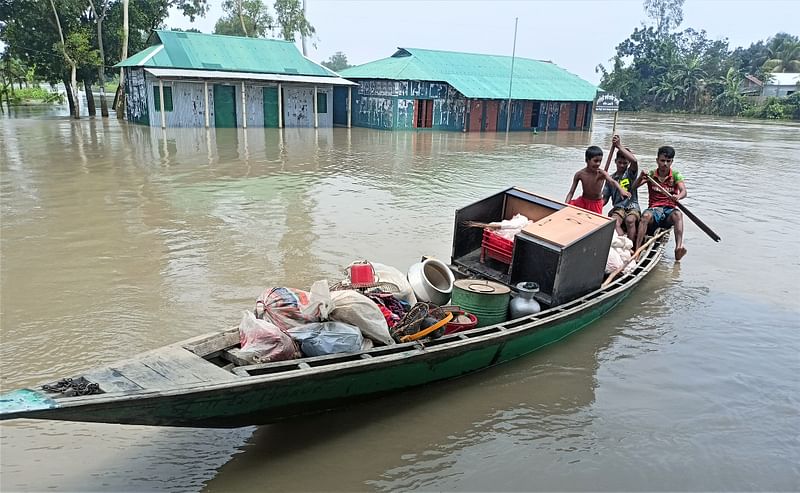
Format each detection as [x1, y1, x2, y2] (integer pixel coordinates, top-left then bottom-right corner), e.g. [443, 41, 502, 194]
[115, 30, 355, 128]
[338, 48, 598, 132]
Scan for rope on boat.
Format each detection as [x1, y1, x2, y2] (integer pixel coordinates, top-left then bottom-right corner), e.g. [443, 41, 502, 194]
[42, 377, 102, 397]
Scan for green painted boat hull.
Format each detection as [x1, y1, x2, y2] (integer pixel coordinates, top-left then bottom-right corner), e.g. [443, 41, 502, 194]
[0, 236, 667, 428]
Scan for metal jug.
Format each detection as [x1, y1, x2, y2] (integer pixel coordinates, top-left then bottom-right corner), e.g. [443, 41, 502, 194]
[509, 282, 541, 319]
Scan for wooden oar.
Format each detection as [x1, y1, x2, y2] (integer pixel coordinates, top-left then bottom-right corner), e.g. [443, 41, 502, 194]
[602, 229, 670, 288]
[643, 173, 721, 242]
[603, 111, 619, 172]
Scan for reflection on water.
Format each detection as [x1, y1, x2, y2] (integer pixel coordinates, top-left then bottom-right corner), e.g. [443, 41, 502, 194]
[1, 110, 799, 492]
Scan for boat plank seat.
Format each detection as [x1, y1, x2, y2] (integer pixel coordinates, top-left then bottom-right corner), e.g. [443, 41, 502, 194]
[81, 367, 146, 394]
[96, 348, 238, 390]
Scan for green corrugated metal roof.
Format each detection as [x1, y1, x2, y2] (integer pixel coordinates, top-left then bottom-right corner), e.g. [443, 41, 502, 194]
[115, 30, 335, 77]
[340, 48, 597, 101]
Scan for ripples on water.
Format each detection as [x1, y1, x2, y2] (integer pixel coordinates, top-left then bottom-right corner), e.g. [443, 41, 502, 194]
[1, 109, 799, 491]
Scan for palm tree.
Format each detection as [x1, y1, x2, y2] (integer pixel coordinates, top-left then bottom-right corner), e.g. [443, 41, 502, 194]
[713, 68, 748, 116]
[762, 34, 800, 73]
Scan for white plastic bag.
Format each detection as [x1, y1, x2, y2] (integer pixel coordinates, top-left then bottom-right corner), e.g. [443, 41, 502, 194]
[489, 214, 531, 241]
[605, 247, 623, 274]
[287, 321, 363, 356]
[238, 311, 299, 363]
[329, 290, 395, 345]
[372, 262, 417, 305]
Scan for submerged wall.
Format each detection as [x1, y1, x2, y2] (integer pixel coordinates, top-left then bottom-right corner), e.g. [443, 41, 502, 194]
[123, 69, 334, 129]
[347, 78, 592, 132]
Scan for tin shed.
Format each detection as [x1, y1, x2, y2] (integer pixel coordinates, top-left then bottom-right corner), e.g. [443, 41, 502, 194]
[115, 31, 356, 129]
[339, 48, 597, 132]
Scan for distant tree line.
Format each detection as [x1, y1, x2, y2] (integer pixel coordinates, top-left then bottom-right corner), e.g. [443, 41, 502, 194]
[598, 0, 800, 119]
[0, 0, 315, 118]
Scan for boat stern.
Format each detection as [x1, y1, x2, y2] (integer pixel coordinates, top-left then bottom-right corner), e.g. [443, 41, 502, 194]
[0, 389, 59, 420]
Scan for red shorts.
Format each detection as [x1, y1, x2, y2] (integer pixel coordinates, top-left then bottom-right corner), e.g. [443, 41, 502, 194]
[569, 196, 604, 214]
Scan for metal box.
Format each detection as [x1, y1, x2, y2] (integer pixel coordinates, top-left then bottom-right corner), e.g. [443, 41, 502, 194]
[451, 187, 614, 307]
[510, 207, 615, 306]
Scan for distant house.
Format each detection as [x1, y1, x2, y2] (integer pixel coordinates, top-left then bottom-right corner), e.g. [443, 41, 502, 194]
[338, 48, 597, 132]
[763, 73, 799, 97]
[114, 30, 355, 128]
[740, 74, 763, 96]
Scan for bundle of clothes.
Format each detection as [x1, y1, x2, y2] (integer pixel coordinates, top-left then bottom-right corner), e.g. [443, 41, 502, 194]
[238, 262, 423, 364]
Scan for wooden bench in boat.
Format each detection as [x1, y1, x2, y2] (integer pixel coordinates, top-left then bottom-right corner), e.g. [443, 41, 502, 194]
[81, 346, 239, 394]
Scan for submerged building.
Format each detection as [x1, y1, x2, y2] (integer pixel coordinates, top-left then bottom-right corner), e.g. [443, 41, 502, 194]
[115, 30, 355, 128]
[338, 48, 597, 132]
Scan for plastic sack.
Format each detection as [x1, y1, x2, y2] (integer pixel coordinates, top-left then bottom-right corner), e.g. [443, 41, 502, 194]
[255, 280, 332, 331]
[605, 247, 624, 274]
[287, 321, 363, 357]
[488, 214, 531, 241]
[238, 311, 299, 364]
[372, 262, 417, 305]
[330, 290, 395, 346]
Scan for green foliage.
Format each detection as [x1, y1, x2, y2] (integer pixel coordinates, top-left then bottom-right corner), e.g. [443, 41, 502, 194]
[273, 0, 314, 42]
[212, 0, 314, 49]
[0, 0, 208, 88]
[321, 52, 351, 72]
[599, 1, 799, 120]
[8, 86, 64, 104]
[643, 0, 685, 36]
[762, 33, 800, 73]
[214, 0, 274, 37]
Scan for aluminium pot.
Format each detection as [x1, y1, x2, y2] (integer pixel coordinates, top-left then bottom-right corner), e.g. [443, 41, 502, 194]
[407, 258, 455, 306]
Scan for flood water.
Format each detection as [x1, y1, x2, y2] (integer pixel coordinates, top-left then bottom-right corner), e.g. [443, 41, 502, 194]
[1, 105, 798, 492]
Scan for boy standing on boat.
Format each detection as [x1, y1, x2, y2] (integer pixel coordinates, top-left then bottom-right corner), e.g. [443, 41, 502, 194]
[565, 146, 630, 215]
[603, 135, 640, 242]
[635, 145, 688, 261]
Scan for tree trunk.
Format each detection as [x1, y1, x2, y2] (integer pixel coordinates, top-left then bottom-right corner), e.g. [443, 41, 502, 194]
[64, 76, 76, 117]
[116, 0, 128, 119]
[84, 79, 97, 116]
[89, 0, 110, 117]
[50, 0, 80, 119]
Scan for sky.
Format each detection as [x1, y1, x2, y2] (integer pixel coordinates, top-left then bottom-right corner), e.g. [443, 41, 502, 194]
[166, 0, 797, 85]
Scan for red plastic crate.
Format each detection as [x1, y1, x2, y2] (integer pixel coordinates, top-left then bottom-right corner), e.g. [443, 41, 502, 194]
[481, 229, 513, 265]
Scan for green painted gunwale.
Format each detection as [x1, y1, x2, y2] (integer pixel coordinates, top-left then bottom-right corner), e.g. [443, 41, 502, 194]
[0, 235, 668, 428]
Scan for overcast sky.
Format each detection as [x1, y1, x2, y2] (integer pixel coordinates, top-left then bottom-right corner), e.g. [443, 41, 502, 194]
[166, 0, 797, 85]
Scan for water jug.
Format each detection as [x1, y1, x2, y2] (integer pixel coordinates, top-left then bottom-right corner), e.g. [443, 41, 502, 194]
[509, 282, 541, 319]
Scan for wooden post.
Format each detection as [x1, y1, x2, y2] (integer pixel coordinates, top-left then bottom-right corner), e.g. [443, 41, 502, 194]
[241, 81, 247, 129]
[159, 79, 165, 128]
[347, 86, 352, 128]
[277, 83, 283, 128]
[463, 99, 469, 132]
[313, 86, 319, 128]
[204, 81, 209, 128]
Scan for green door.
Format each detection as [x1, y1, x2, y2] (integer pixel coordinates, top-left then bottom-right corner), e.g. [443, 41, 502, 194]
[213, 84, 237, 128]
[263, 87, 279, 128]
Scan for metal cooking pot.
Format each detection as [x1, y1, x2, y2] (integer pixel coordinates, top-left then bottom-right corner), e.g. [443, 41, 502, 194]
[407, 258, 455, 306]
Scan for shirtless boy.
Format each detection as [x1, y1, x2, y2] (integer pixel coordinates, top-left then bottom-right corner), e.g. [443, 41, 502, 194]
[565, 145, 630, 215]
[635, 145, 688, 261]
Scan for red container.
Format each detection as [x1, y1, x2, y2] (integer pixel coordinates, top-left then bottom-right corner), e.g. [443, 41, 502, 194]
[444, 313, 478, 335]
[481, 229, 513, 264]
[348, 262, 376, 287]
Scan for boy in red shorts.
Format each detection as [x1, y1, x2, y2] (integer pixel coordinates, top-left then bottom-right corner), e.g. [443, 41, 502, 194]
[565, 145, 630, 214]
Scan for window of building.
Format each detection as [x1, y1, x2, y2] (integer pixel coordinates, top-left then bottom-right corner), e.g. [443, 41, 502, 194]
[153, 86, 173, 112]
[316, 92, 328, 113]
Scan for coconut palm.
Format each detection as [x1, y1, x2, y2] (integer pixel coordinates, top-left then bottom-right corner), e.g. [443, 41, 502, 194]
[762, 34, 800, 73]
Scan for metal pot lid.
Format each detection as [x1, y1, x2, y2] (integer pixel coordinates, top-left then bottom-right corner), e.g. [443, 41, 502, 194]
[454, 279, 511, 295]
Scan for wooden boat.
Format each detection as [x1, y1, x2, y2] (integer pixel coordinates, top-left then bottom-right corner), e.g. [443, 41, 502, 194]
[0, 193, 669, 428]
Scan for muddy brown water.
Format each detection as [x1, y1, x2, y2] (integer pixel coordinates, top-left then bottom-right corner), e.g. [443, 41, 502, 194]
[1, 106, 798, 492]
